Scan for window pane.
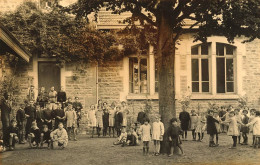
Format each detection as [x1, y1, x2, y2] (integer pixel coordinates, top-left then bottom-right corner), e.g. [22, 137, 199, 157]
[202, 82, 209, 92]
[192, 59, 199, 81]
[227, 82, 234, 92]
[140, 59, 148, 93]
[216, 43, 224, 56]
[192, 82, 199, 92]
[201, 59, 209, 81]
[201, 43, 209, 55]
[217, 58, 225, 93]
[226, 45, 234, 55]
[191, 45, 199, 55]
[129, 58, 134, 93]
[226, 59, 234, 81]
[133, 58, 139, 94]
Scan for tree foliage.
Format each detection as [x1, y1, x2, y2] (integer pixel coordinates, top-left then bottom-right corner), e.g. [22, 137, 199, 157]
[0, 1, 123, 64]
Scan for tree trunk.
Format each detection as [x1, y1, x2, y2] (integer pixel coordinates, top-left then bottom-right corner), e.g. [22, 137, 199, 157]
[157, 3, 176, 154]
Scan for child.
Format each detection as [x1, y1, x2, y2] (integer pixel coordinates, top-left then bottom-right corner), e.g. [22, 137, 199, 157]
[43, 103, 53, 130]
[16, 104, 26, 144]
[213, 111, 221, 146]
[190, 110, 198, 141]
[102, 102, 109, 137]
[219, 106, 227, 133]
[28, 121, 41, 149]
[88, 104, 97, 138]
[167, 118, 184, 157]
[152, 115, 164, 156]
[207, 110, 219, 147]
[195, 112, 206, 142]
[234, 109, 242, 144]
[127, 126, 139, 146]
[72, 96, 83, 128]
[108, 103, 116, 137]
[224, 111, 242, 149]
[40, 125, 51, 148]
[246, 111, 260, 148]
[7, 120, 19, 151]
[140, 118, 151, 155]
[53, 102, 65, 129]
[179, 107, 190, 141]
[121, 101, 129, 128]
[249, 109, 256, 147]
[113, 128, 127, 146]
[114, 106, 123, 137]
[50, 122, 68, 149]
[240, 109, 249, 145]
[35, 104, 44, 131]
[96, 101, 104, 137]
[64, 103, 77, 141]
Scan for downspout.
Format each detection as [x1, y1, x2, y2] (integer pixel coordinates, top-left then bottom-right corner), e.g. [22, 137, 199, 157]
[96, 63, 99, 104]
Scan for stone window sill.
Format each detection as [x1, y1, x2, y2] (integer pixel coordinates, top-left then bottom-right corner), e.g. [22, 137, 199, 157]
[126, 93, 159, 100]
[189, 94, 239, 100]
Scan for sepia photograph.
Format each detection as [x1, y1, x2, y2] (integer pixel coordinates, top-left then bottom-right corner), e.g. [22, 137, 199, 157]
[0, 0, 260, 164]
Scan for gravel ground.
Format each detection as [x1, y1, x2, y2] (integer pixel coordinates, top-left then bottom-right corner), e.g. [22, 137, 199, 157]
[1, 132, 260, 165]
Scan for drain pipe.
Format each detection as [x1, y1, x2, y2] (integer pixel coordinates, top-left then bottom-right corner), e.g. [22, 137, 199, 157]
[96, 63, 99, 104]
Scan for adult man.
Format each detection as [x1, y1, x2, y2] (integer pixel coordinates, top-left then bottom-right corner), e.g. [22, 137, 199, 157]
[1, 93, 12, 147]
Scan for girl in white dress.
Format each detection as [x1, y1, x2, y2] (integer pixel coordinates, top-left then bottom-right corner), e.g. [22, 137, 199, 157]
[88, 104, 97, 138]
[152, 115, 164, 156]
[195, 112, 206, 141]
[190, 110, 198, 141]
[64, 104, 77, 141]
[140, 118, 151, 155]
[121, 101, 129, 128]
[109, 105, 116, 137]
[246, 111, 260, 148]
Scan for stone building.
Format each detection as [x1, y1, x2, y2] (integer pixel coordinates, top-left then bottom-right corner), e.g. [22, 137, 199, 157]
[1, 2, 260, 130]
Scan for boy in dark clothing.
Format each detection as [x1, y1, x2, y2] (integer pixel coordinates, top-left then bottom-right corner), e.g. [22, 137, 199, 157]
[73, 97, 83, 128]
[167, 118, 184, 157]
[40, 125, 51, 148]
[241, 109, 250, 145]
[114, 106, 123, 137]
[37, 87, 48, 108]
[207, 110, 219, 147]
[25, 100, 36, 140]
[179, 108, 190, 141]
[28, 122, 41, 148]
[16, 104, 26, 144]
[7, 120, 19, 151]
[43, 103, 54, 130]
[53, 103, 65, 129]
[57, 87, 67, 108]
[35, 104, 44, 131]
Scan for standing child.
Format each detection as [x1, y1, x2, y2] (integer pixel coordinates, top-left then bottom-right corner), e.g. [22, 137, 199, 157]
[207, 110, 219, 147]
[167, 118, 184, 157]
[219, 106, 227, 133]
[234, 109, 242, 144]
[88, 104, 97, 138]
[179, 107, 190, 141]
[114, 106, 123, 137]
[96, 102, 104, 138]
[152, 115, 164, 156]
[195, 112, 206, 142]
[140, 118, 151, 155]
[246, 111, 260, 148]
[64, 104, 77, 141]
[35, 104, 44, 131]
[224, 111, 242, 149]
[43, 103, 53, 130]
[240, 109, 249, 145]
[249, 109, 256, 147]
[213, 111, 221, 146]
[190, 110, 198, 141]
[102, 102, 109, 137]
[121, 101, 129, 128]
[16, 104, 25, 144]
[108, 103, 116, 137]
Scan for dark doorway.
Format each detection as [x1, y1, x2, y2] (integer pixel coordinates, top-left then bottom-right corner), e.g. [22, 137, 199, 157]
[38, 62, 61, 93]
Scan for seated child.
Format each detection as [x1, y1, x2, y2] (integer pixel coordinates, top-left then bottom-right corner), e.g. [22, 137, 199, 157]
[126, 127, 139, 146]
[0, 139, 6, 153]
[50, 122, 68, 149]
[167, 118, 184, 157]
[28, 121, 41, 149]
[40, 125, 51, 148]
[113, 128, 127, 146]
[7, 120, 19, 151]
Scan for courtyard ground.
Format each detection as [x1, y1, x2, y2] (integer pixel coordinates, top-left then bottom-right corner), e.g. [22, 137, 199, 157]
[1, 132, 260, 165]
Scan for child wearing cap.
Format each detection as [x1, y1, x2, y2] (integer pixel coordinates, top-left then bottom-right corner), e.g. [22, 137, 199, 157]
[152, 115, 164, 156]
[240, 109, 249, 145]
[167, 118, 184, 157]
[207, 110, 219, 147]
[140, 118, 151, 155]
[213, 111, 221, 146]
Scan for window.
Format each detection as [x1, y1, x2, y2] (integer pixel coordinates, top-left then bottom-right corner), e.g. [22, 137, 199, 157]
[155, 60, 159, 93]
[191, 43, 210, 93]
[129, 57, 148, 94]
[216, 43, 235, 93]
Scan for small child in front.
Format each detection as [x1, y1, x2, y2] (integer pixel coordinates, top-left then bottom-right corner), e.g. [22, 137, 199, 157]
[50, 122, 68, 149]
[7, 120, 19, 151]
[167, 118, 184, 157]
[28, 121, 41, 149]
[246, 111, 260, 148]
[140, 118, 151, 155]
[40, 125, 51, 148]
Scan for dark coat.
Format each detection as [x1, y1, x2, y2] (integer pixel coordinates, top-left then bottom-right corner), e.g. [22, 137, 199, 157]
[167, 125, 183, 139]
[240, 115, 249, 133]
[43, 109, 53, 130]
[103, 110, 109, 128]
[115, 112, 123, 128]
[53, 109, 65, 129]
[57, 91, 67, 103]
[206, 115, 219, 135]
[16, 109, 25, 126]
[29, 128, 41, 143]
[179, 111, 190, 130]
[137, 111, 146, 124]
[1, 99, 11, 123]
